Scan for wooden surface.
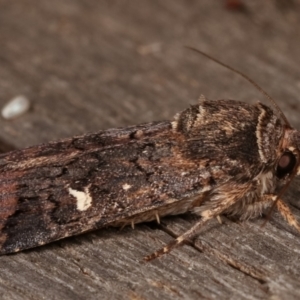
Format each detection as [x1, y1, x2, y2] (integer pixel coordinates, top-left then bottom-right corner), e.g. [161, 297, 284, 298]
[0, 1, 300, 299]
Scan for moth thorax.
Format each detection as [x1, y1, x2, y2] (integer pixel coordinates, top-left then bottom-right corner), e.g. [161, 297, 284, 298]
[173, 105, 200, 134]
[256, 103, 284, 164]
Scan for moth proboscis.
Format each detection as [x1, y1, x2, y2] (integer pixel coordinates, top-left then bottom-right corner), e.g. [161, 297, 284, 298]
[0, 48, 299, 261]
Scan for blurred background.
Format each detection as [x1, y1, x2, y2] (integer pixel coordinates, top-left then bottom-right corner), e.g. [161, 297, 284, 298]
[0, 0, 300, 148]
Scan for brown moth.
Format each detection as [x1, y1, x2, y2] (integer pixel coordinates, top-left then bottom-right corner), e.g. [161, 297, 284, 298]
[0, 48, 299, 260]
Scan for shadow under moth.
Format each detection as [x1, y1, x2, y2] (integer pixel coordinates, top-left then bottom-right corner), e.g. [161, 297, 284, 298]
[0, 48, 299, 260]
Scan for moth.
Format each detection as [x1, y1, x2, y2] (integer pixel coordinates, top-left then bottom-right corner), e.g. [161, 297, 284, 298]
[0, 48, 299, 260]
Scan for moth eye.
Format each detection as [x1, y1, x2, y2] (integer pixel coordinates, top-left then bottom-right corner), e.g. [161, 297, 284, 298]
[276, 152, 297, 179]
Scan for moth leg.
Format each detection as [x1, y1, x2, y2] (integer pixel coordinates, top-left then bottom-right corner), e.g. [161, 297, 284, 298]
[120, 223, 127, 231]
[155, 211, 160, 224]
[131, 220, 135, 229]
[144, 216, 210, 261]
[248, 194, 300, 232]
[144, 186, 265, 261]
[144, 198, 232, 261]
[276, 199, 300, 232]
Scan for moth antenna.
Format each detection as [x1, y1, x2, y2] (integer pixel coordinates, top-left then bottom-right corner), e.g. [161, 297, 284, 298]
[186, 46, 291, 127]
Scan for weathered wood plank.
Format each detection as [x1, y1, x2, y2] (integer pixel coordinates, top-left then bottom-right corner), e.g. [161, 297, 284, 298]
[0, 0, 299, 299]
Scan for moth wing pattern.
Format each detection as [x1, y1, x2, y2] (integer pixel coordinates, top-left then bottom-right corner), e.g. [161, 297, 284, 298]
[0, 117, 211, 253]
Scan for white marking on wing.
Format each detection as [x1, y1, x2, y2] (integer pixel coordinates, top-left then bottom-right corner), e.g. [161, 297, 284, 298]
[68, 186, 92, 211]
[122, 183, 132, 190]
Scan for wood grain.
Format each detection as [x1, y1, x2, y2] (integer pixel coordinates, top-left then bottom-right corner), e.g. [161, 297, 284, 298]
[0, 0, 299, 299]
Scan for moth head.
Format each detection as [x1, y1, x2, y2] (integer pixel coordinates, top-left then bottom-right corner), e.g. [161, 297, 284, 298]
[277, 129, 300, 179]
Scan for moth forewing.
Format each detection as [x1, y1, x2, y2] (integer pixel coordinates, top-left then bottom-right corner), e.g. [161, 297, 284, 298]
[0, 119, 215, 254]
